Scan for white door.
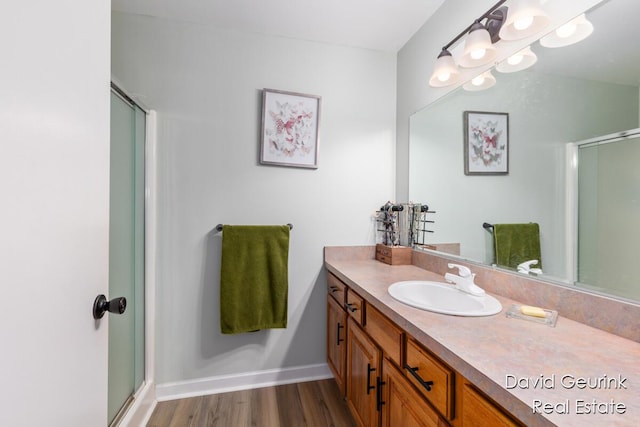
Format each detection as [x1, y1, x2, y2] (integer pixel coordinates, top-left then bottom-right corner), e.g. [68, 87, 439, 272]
[0, 1, 111, 425]
[0, 106, 111, 427]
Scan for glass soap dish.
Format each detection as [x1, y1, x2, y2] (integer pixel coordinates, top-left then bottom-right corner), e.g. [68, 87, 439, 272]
[505, 304, 558, 327]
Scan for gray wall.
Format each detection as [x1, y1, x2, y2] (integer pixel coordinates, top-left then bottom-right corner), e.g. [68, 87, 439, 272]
[112, 12, 396, 384]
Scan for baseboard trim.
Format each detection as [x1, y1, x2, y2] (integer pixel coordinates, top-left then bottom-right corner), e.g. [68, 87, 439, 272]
[156, 363, 332, 402]
[117, 380, 157, 427]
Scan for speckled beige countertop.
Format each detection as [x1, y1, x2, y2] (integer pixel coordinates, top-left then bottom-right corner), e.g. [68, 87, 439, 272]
[325, 246, 640, 427]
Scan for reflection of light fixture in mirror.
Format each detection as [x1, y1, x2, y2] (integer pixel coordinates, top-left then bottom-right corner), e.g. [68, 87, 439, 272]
[459, 21, 498, 68]
[540, 14, 593, 48]
[463, 70, 496, 91]
[428, 49, 461, 87]
[499, 0, 550, 41]
[496, 46, 537, 73]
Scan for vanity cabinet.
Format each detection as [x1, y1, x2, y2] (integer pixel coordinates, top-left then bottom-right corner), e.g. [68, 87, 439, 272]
[327, 272, 523, 427]
[347, 316, 382, 427]
[327, 295, 347, 395]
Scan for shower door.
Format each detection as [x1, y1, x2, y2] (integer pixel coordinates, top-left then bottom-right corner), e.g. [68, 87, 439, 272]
[577, 132, 640, 301]
[109, 88, 146, 425]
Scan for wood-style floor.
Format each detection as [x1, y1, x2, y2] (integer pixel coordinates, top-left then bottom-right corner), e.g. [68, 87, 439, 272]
[146, 379, 356, 427]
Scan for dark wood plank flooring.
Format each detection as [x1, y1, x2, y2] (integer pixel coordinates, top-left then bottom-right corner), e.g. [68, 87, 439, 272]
[146, 379, 356, 427]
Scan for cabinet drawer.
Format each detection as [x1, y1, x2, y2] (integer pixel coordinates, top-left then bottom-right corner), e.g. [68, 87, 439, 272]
[381, 358, 444, 427]
[405, 338, 454, 420]
[345, 289, 365, 326]
[327, 272, 346, 306]
[461, 383, 520, 427]
[365, 305, 403, 367]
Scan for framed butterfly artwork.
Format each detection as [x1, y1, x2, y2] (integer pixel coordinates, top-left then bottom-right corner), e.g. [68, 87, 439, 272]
[463, 111, 509, 175]
[260, 88, 321, 169]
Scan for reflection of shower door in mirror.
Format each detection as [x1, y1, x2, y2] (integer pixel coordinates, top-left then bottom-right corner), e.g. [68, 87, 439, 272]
[577, 131, 640, 302]
[109, 89, 146, 425]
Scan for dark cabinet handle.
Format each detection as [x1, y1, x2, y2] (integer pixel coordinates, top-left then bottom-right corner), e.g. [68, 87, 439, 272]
[328, 286, 338, 293]
[366, 363, 376, 394]
[93, 294, 127, 319]
[345, 303, 358, 313]
[404, 363, 434, 392]
[376, 376, 386, 411]
[336, 322, 344, 346]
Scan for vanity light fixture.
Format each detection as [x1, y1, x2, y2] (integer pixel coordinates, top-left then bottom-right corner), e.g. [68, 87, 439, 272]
[499, 0, 550, 41]
[429, 48, 461, 87]
[459, 21, 498, 68]
[539, 14, 593, 48]
[463, 70, 497, 91]
[428, 0, 508, 87]
[496, 45, 537, 73]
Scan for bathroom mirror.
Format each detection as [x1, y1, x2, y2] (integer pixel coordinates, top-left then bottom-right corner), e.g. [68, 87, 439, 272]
[409, 0, 640, 301]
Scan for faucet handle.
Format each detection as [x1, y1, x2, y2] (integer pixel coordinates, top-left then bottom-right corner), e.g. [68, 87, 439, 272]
[447, 263, 472, 277]
[517, 260, 543, 275]
[517, 260, 539, 270]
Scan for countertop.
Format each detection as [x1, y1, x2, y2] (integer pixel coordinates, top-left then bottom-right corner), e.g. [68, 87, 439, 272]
[325, 250, 640, 427]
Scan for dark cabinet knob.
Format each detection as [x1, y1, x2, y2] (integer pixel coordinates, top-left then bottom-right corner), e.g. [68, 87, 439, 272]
[93, 294, 127, 319]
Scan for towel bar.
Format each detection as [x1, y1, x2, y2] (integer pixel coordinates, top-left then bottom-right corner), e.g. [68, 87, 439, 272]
[215, 223, 293, 232]
[483, 222, 494, 231]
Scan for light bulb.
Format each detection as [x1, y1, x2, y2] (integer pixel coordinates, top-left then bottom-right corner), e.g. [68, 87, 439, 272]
[514, 15, 534, 30]
[555, 21, 577, 38]
[471, 48, 486, 60]
[507, 54, 524, 66]
[438, 72, 451, 82]
[471, 75, 485, 86]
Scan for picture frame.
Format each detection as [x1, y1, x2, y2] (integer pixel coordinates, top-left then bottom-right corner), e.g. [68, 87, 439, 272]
[463, 111, 509, 175]
[260, 88, 321, 169]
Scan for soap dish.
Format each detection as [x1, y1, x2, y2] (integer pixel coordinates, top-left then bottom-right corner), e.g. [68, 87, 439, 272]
[505, 304, 558, 327]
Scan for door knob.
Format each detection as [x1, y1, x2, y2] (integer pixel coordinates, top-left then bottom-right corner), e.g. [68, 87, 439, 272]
[93, 294, 127, 319]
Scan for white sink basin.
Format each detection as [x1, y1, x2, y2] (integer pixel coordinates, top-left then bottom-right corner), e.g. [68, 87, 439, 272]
[388, 281, 502, 316]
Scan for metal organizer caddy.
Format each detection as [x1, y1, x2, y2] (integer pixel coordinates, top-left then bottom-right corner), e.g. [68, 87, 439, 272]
[375, 202, 435, 264]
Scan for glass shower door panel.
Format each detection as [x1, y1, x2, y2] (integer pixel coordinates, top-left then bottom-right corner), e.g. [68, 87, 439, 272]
[108, 92, 145, 424]
[578, 137, 640, 300]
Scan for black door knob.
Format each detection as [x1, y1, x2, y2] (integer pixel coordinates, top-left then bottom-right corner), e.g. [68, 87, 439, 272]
[93, 294, 127, 319]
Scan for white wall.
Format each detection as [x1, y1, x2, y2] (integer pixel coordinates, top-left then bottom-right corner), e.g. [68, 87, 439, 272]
[111, 12, 396, 388]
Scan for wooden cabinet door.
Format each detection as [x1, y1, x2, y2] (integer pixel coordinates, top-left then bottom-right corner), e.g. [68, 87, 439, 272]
[461, 382, 520, 427]
[381, 359, 444, 427]
[347, 317, 381, 427]
[327, 295, 347, 395]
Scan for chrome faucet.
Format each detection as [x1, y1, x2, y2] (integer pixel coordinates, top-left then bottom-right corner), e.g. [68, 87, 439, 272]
[444, 263, 486, 296]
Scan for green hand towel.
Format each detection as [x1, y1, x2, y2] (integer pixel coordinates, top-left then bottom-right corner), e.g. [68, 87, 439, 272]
[493, 223, 542, 270]
[220, 225, 290, 334]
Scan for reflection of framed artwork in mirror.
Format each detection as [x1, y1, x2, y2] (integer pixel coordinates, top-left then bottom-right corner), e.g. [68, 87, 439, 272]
[463, 111, 509, 175]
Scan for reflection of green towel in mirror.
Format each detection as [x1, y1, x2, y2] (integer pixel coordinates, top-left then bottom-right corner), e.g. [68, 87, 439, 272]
[493, 223, 542, 270]
[220, 225, 289, 334]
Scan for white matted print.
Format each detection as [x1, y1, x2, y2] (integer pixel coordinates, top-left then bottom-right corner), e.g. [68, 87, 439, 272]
[260, 89, 321, 169]
[464, 111, 509, 175]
